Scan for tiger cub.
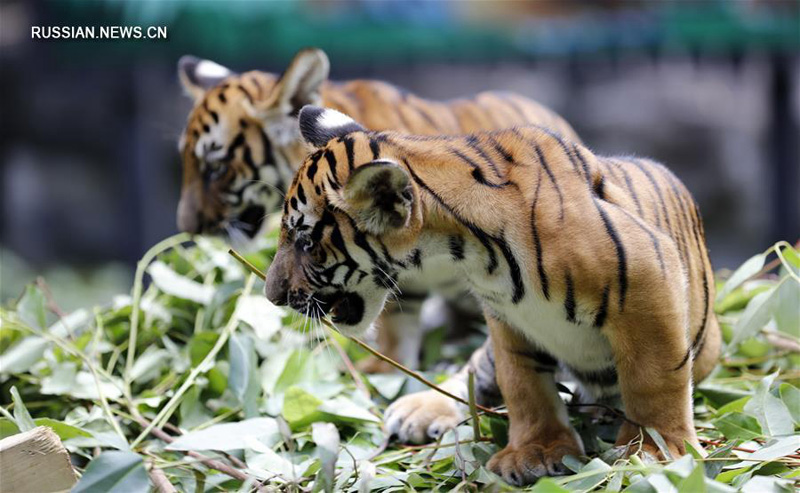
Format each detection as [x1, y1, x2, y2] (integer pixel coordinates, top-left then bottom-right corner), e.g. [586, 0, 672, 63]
[176, 48, 579, 370]
[263, 106, 722, 485]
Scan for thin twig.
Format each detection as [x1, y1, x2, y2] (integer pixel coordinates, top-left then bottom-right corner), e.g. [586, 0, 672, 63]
[467, 370, 481, 440]
[148, 462, 178, 493]
[126, 233, 192, 390]
[135, 416, 264, 491]
[328, 336, 371, 399]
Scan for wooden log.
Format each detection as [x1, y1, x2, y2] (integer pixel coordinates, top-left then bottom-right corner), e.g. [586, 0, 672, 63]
[0, 426, 77, 493]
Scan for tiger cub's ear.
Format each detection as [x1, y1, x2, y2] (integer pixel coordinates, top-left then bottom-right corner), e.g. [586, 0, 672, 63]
[344, 160, 413, 236]
[299, 106, 365, 148]
[178, 55, 233, 101]
[273, 48, 330, 114]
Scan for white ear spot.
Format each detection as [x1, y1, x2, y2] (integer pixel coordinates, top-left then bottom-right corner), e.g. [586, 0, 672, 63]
[196, 60, 231, 79]
[316, 108, 357, 129]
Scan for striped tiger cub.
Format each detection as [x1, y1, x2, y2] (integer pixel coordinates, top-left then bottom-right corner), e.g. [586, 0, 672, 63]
[263, 106, 722, 485]
[176, 48, 579, 370]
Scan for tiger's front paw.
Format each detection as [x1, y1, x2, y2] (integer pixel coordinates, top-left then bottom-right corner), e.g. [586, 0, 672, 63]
[384, 390, 465, 444]
[487, 439, 582, 486]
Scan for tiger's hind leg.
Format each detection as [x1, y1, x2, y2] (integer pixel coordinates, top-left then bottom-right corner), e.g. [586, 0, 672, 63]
[606, 299, 700, 460]
[486, 316, 583, 486]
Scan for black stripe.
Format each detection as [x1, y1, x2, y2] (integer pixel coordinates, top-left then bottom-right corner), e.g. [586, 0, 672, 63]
[405, 162, 499, 274]
[631, 159, 673, 237]
[306, 151, 322, 180]
[369, 138, 381, 160]
[612, 160, 644, 217]
[531, 169, 550, 300]
[494, 233, 526, 304]
[343, 136, 355, 171]
[594, 285, 611, 328]
[449, 235, 465, 261]
[237, 84, 253, 104]
[488, 136, 514, 163]
[296, 184, 306, 205]
[532, 145, 565, 218]
[564, 271, 576, 323]
[613, 204, 667, 277]
[411, 102, 440, 130]
[324, 149, 339, 185]
[451, 148, 508, 188]
[466, 135, 503, 179]
[509, 347, 558, 371]
[571, 366, 618, 387]
[594, 199, 628, 311]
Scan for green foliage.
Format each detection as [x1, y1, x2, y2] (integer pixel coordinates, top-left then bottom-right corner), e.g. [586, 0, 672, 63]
[1, 236, 798, 491]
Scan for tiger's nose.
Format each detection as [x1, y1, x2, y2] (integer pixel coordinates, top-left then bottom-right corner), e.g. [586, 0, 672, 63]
[177, 203, 202, 234]
[265, 278, 289, 306]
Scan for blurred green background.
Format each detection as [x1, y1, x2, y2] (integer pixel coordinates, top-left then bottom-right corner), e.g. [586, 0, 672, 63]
[1, 0, 798, 307]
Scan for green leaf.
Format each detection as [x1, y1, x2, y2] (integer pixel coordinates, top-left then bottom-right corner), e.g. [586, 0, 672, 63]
[366, 374, 406, 400]
[717, 253, 767, 303]
[228, 333, 259, 418]
[747, 436, 800, 461]
[10, 386, 35, 431]
[273, 349, 316, 393]
[530, 477, 570, 492]
[563, 458, 611, 491]
[487, 416, 509, 448]
[235, 295, 284, 340]
[773, 275, 799, 337]
[646, 427, 674, 460]
[72, 451, 150, 493]
[166, 417, 280, 451]
[712, 413, 763, 441]
[728, 288, 778, 354]
[743, 372, 794, 437]
[778, 383, 800, 425]
[17, 285, 47, 329]
[740, 475, 794, 493]
[678, 464, 706, 493]
[312, 422, 339, 493]
[0, 336, 49, 374]
[34, 418, 92, 440]
[0, 418, 20, 439]
[147, 260, 213, 304]
[318, 396, 380, 424]
[282, 386, 323, 429]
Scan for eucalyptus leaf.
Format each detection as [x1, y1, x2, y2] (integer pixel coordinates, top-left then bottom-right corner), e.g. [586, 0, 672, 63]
[72, 450, 150, 493]
[10, 386, 35, 431]
[147, 260, 214, 304]
[17, 285, 47, 329]
[743, 372, 794, 437]
[717, 253, 767, 303]
[778, 383, 800, 425]
[166, 417, 280, 451]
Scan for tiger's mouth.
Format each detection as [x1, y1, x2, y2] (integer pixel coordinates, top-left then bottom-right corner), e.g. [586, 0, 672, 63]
[236, 205, 266, 239]
[317, 291, 365, 326]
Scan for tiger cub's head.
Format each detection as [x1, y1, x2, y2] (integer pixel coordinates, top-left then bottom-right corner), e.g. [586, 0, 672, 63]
[176, 49, 330, 246]
[264, 106, 424, 335]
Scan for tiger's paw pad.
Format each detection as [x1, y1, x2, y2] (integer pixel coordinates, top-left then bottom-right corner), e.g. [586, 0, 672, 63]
[384, 390, 464, 444]
[487, 442, 581, 486]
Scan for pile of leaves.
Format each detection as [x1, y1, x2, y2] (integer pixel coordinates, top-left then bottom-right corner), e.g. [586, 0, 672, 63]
[1, 232, 798, 492]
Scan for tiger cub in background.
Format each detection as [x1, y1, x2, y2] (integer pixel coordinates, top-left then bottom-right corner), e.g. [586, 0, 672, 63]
[263, 106, 722, 486]
[176, 47, 580, 371]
